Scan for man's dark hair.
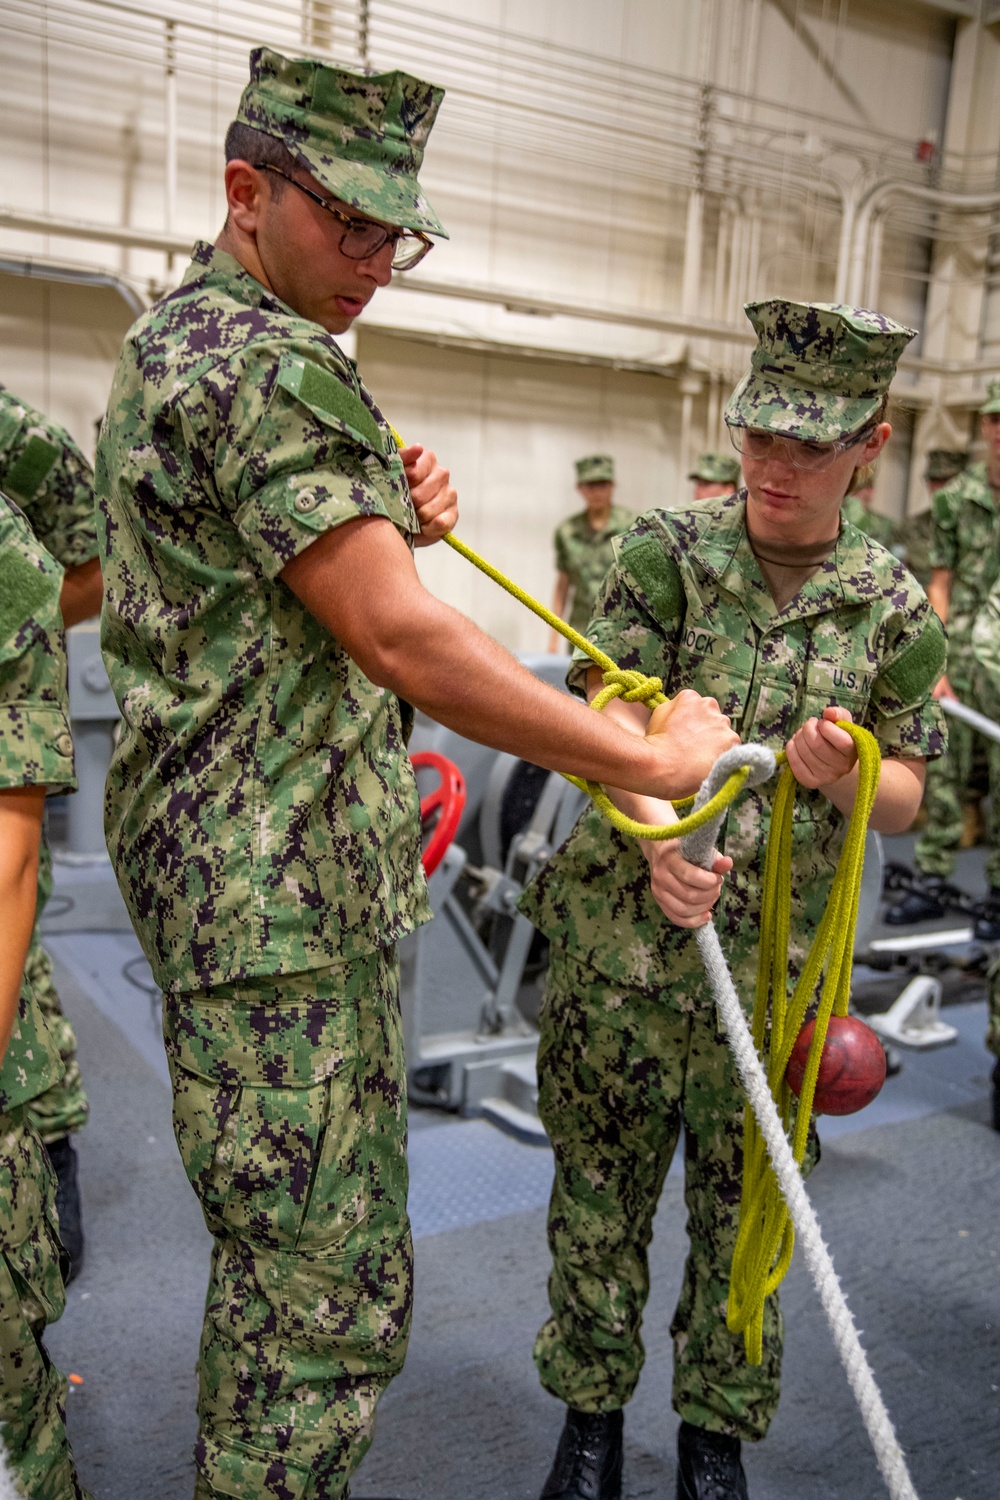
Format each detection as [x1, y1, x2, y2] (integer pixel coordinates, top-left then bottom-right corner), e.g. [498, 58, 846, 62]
[224, 121, 301, 194]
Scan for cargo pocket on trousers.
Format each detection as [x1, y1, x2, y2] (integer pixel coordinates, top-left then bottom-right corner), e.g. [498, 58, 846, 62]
[276, 1224, 413, 1376]
[170, 1063, 372, 1253]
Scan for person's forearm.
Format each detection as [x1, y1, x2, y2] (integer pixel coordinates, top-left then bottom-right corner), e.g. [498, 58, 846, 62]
[282, 517, 740, 799]
[60, 556, 103, 628]
[927, 568, 950, 627]
[369, 589, 677, 794]
[0, 790, 45, 1062]
[819, 756, 924, 834]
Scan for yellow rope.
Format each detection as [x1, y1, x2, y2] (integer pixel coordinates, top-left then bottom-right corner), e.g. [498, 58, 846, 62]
[401, 438, 882, 1359]
[442, 532, 773, 840]
[727, 722, 881, 1362]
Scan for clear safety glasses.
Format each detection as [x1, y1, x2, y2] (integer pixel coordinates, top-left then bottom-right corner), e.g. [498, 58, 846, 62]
[726, 422, 876, 473]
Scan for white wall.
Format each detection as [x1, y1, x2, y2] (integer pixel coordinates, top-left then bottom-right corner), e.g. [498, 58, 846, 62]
[0, 273, 135, 458]
[359, 329, 680, 652]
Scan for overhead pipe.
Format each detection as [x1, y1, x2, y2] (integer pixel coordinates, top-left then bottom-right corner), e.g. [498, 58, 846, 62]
[1, 203, 996, 381]
[846, 179, 1000, 307]
[0, 253, 148, 320]
[0, 205, 192, 257]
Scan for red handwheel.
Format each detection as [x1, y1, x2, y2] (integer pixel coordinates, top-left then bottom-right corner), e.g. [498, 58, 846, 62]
[411, 751, 467, 876]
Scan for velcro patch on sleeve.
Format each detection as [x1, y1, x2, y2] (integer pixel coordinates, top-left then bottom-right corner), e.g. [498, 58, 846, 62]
[276, 359, 386, 457]
[618, 536, 684, 625]
[881, 612, 947, 706]
[0, 548, 57, 647]
[4, 435, 60, 503]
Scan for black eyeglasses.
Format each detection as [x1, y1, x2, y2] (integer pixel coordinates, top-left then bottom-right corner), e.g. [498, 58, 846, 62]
[726, 421, 877, 473]
[254, 164, 433, 270]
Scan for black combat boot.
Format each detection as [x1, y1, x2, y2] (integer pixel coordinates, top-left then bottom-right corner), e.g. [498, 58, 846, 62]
[884, 875, 946, 925]
[45, 1135, 85, 1284]
[974, 889, 1000, 942]
[676, 1422, 748, 1500]
[991, 1061, 1000, 1133]
[539, 1407, 623, 1500]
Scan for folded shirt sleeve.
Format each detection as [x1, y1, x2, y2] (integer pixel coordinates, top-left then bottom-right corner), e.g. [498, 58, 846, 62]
[182, 338, 418, 582]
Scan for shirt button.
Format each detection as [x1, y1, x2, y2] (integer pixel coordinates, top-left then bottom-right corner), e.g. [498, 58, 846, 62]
[55, 733, 73, 757]
[294, 490, 320, 514]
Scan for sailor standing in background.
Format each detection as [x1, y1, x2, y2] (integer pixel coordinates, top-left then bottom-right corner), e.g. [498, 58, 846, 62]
[549, 455, 633, 650]
[899, 448, 968, 589]
[688, 451, 742, 502]
[885, 382, 1000, 935]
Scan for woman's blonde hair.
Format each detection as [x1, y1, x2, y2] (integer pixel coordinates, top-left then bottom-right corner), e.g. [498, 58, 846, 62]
[846, 396, 890, 494]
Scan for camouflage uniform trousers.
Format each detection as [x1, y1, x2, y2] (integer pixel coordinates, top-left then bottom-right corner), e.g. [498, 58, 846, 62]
[534, 946, 803, 1444]
[26, 838, 90, 1145]
[164, 946, 412, 1500]
[914, 668, 1000, 887]
[0, 1104, 91, 1499]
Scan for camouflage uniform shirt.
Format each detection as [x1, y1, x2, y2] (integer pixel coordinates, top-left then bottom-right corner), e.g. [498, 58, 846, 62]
[930, 462, 1000, 687]
[555, 504, 634, 634]
[97, 241, 430, 994]
[0, 496, 74, 1109]
[522, 493, 945, 989]
[0, 385, 98, 569]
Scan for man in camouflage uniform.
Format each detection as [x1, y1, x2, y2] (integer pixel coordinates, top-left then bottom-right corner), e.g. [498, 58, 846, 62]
[689, 451, 741, 501]
[897, 449, 968, 590]
[0, 493, 91, 1497]
[96, 48, 736, 1500]
[0, 382, 99, 1280]
[885, 385, 1000, 933]
[549, 455, 633, 649]
[520, 301, 944, 1500]
[841, 479, 897, 551]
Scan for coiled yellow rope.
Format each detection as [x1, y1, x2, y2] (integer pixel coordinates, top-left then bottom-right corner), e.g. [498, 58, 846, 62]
[402, 440, 882, 1358]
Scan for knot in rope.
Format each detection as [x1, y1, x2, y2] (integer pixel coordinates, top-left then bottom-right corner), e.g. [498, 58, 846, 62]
[599, 667, 664, 706]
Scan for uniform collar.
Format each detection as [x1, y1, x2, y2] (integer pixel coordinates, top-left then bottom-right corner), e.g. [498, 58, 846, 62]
[182, 241, 300, 322]
[689, 490, 877, 629]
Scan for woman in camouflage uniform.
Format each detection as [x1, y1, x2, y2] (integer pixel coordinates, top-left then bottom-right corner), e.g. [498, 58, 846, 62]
[521, 300, 947, 1500]
[0, 494, 90, 1496]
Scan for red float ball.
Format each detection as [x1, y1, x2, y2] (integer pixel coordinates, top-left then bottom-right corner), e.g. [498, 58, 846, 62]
[785, 1016, 887, 1116]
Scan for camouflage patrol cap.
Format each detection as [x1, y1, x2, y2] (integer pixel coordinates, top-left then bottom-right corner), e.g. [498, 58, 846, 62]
[980, 378, 1000, 415]
[725, 299, 917, 442]
[575, 454, 615, 484]
[688, 451, 741, 485]
[236, 47, 447, 238]
[925, 448, 968, 482]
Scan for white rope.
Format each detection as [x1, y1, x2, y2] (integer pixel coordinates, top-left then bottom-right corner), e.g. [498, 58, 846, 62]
[681, 747, 920, 1500]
